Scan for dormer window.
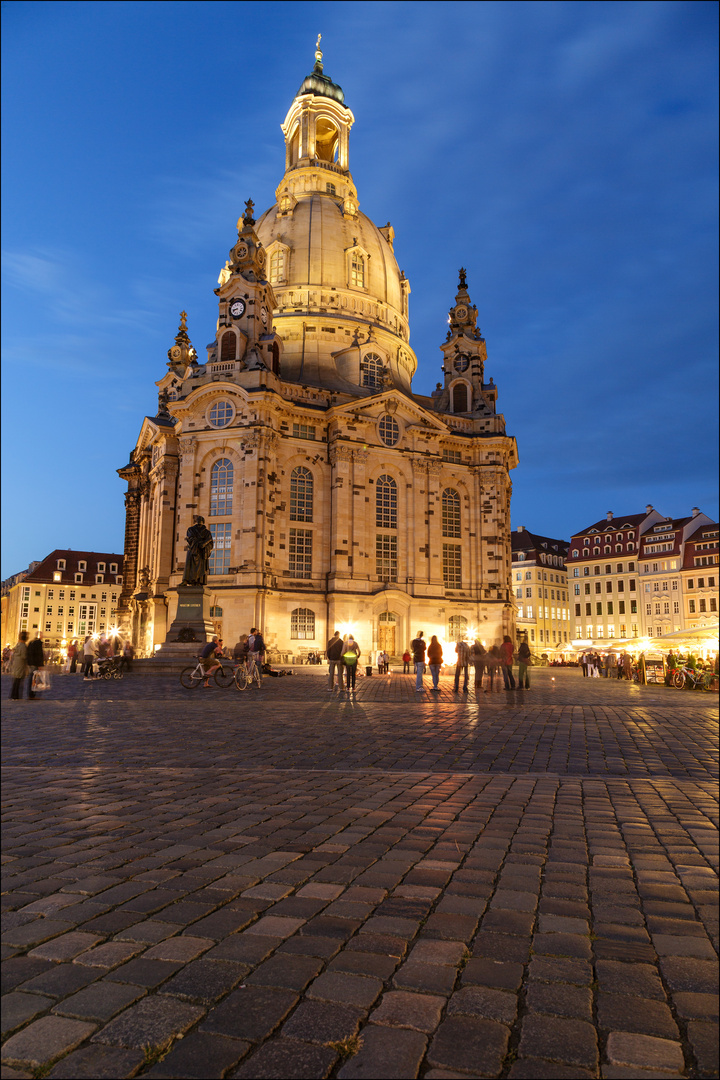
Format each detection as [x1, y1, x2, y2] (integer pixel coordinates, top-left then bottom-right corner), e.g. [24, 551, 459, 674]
[78, 561, 86, 571]
[110, 563, 118, 573]
[75, 573, 83, 583]
[98, 563, 105, 572]
[351, 251, 365, 288]
[362, 353, 383, 389]
[96, 575, 104, 584]
[57, 559, 66, 570]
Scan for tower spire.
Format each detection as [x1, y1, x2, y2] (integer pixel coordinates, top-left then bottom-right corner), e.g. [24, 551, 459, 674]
[314, 33, 323, 72]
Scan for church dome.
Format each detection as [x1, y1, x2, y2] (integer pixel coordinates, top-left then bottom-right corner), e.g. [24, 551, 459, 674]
[251, 52, 416, 395]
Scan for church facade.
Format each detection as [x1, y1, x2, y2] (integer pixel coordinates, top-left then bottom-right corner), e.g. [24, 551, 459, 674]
[116, 46, 518, 659]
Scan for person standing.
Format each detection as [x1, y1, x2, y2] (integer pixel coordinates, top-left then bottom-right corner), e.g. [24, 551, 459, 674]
[402, 649, 411, 674]
[342, 635, 361, 691]
[26, 634, 45, 700]
[9, 632, 29, 699]
[68, 639, 79, 674]
[326, 630, 344, 691]
[517, 639, 531, 689]
[247, 627, 266, 686]
[607, 652, 617, 678]
[471, 640, 486, 693]
[617, 651, 625, 679]
[485, 646, 501, 693]
[428, 635, 443, 691]
[82, 635, 96, 680]
[411, 631, 426, 692]
[454, 638, 470, 693]
[580, 650, 588, 677]
[500, 635, 516, 690]
[120, 640, 134, 673]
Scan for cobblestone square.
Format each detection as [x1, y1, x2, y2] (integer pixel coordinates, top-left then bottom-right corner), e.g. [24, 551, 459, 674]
[2, 668, 718, 1078]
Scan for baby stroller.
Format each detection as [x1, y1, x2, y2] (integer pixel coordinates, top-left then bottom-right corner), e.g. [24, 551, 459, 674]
[97, 655, 124, 680]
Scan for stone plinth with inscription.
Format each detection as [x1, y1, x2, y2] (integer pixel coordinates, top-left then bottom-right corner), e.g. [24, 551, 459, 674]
[153, 586, 215, 661]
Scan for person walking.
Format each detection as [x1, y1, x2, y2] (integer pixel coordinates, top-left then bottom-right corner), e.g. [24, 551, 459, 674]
[580, 650, 589, 677]
[411, 631, 426, 692]
[428, 635, 443, 691]
[471, 640, 486, 693]
[82, 635, 96, 680]
[617, 651, 625, 679]
[517, 639, 531, 689]
[9, 632, 29, 699]
[26, 634, 45, 700]
[326, 630, 344, 690]
[342, 635, 361, 691]
[402, 649, 411, 674]
[247, 627, 266, 686]
[500, 635, 516, 690]
[454, 638, 470, 693]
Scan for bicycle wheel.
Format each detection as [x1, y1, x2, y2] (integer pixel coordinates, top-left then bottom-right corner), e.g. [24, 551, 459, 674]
[234, 667, 250, 691]
[180, 666, 202, 689]
[671, 671, 685, 689]
[251, 665, 261, 688]
[214, 665, 235, 688]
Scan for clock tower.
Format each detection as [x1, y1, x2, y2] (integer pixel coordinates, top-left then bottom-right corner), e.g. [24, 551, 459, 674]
[213, 199, 283, 374]
[433, 269, 499, 421]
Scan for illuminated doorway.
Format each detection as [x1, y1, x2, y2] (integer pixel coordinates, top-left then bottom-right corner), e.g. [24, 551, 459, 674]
[378, 611, 397, 656]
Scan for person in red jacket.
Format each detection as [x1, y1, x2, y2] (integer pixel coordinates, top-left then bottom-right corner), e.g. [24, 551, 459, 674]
[500, 635, 516, 690]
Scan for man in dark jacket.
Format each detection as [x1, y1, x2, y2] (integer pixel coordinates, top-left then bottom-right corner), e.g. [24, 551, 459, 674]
[326, 630, 344, 691]
[411, 631, 426, 692]
[27, 634, 45, 699]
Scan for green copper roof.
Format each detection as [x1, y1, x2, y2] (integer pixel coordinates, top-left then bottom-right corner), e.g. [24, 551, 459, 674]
[295, 60, 344, 104]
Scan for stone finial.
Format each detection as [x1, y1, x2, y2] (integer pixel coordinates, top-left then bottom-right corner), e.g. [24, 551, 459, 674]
[314, 33, 323, 72]
[459, 267, 468, 289]
[243, 198, 255, 226]
[157, 387, 172, 419]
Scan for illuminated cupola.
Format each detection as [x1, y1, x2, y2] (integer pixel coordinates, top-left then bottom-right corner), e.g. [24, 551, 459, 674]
[276, 36, 358, 214]
[434, 269, 498, 417]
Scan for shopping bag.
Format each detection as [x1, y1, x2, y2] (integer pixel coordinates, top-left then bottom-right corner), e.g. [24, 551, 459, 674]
[31, 668, 51, 693]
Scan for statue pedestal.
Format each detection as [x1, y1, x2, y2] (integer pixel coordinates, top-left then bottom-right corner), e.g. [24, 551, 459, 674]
[154, 586, 215, 662]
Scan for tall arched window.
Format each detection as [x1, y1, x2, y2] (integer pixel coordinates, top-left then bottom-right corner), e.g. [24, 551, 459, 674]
[220, 330, 236, 361]
[442, 489, 461, 537]
[452, 383, 468, 412]
[210, 459, 233, 517]
[290, 467, 313, 522]
[362, 353, 383, 389]
[376, 475, 397, 528]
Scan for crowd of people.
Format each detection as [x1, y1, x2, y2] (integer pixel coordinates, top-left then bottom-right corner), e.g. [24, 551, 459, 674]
[4, 632, 135, 699]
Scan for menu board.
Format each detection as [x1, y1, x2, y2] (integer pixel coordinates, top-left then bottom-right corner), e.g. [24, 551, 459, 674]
[644, 658, 665, 683]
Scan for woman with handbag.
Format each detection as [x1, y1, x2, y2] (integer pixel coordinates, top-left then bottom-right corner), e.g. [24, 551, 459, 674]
[341, 636, 361, 692]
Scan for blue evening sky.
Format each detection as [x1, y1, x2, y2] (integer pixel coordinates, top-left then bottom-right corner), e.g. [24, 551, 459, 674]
[2, 0, 718, 579]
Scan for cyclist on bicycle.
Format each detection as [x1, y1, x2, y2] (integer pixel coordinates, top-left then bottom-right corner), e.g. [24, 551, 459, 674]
[199, 636, 222, 688]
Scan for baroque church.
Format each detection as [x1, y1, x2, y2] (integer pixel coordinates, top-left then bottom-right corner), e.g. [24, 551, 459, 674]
[117, 44, 518, 659]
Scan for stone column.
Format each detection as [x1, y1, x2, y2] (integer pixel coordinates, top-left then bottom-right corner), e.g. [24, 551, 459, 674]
[116, 463, 142, 640]
[328, 443, 353, 590]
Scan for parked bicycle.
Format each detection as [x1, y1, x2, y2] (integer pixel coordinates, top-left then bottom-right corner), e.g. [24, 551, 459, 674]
[233, 655, 261, 691]
[671, 666, 718, 692]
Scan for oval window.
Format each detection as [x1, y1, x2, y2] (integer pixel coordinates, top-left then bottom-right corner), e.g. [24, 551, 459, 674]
[378, 415, 400, 447]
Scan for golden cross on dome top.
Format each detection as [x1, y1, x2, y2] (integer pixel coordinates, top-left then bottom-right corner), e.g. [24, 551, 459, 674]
[315, 33, 322, 63]
[179, 311, 188, 328]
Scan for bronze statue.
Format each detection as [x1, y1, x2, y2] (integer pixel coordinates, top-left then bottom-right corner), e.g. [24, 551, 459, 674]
[181, 516, 214, 586]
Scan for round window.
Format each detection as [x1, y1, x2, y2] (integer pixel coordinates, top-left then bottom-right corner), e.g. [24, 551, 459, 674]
[208, 400, 234, 428]
[378, 415, 400, 447]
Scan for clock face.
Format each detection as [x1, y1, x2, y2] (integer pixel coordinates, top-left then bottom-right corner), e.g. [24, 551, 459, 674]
[235, 244, 248, 260]
[260, 305, 268, 325]
[171, 346, 181, 359]
[454, 354, 469, 373]
[229, 299, 246, 318]
[455, 305, 468, 321]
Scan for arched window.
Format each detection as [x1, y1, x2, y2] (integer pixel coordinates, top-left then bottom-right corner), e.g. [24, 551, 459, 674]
[291, 608, 315, 639]
[616, 545, 622, 552]
[572, 550, 578, 557]
[452, 383, 468, 412]
[220, 331, 236, 361]
[442, 489, 461, 537]
[362, 353, 383, 389]
[448, 615, 468, 642]
[604, 546, 611, 554]
[518, 553, 525, 561]
[376, 475, 397, 528]
[351, 251, 365, 288]
[210, 459, 233, 516]
[290, 467, 313, 522]
[315, 118, 339, 162]
[269, 249, 285, 283]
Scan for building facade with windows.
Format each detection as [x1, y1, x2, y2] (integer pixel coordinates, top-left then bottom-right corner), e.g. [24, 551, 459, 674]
[511, 528, 569, 650]
[116, 49, 518, 657]
[1, 550, 124, 648]
[568, 506, 717, 644]
[680, 520, 719, 632]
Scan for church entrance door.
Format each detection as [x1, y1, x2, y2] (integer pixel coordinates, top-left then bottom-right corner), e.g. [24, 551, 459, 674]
[378, 611, 397, 657]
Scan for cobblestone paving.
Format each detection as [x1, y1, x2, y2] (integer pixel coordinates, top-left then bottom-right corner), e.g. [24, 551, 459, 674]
[2, 669, 718, 1079]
